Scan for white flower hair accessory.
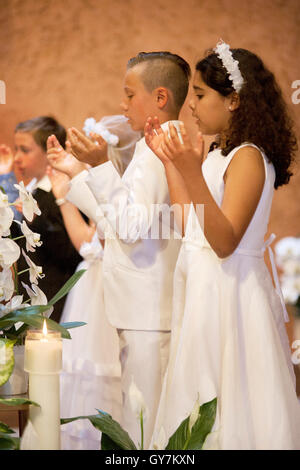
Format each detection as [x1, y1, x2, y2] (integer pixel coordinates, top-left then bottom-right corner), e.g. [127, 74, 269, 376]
[213, 40, 244, 93]
[83, 118, 119, 146]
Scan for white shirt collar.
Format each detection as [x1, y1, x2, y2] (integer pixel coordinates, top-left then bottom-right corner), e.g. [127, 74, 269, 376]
[26, 175, 52, 193]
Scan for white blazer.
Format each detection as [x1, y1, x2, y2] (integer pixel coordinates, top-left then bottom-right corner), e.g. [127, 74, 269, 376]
[67, 120, 182, 331]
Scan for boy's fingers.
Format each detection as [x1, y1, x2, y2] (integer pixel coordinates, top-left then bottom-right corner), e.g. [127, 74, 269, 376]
[70, 128, 93, 149]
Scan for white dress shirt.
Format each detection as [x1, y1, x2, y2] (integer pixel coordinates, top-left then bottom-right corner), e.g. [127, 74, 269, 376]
[67, 120, 182, 330]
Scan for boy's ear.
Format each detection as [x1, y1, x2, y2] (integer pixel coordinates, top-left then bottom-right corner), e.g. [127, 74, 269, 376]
[155, 87, 169, 109]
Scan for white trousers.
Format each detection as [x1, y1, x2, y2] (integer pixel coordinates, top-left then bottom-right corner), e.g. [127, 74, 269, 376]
[117, 329, 170, 449]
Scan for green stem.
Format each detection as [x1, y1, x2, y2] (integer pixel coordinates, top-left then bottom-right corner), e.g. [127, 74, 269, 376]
[12, 235, 25, 241]
[140, 410, 144, 450]
[12, 263, 19, 295]
[17, 268, 30, 276]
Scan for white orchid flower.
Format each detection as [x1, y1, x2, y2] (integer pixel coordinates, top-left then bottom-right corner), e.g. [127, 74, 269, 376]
[21, 282, 47, 305]
[14, 181, 41, 222]
[20, 221, 42, 252]
[0, 190, 9, 208]
[281, 275, 300, 304]
[21, 282, 53, 317]
[22, 249, 44, 284]
[152, 427, 168, 450]
[0, 237, 20, 268]
[0, 206, 14, 237]
[0, 267, 14, 302]
[128, 376, 149, 421]
[0, 295, 25, 318]
[275, 237, 300, 265]
[188, 395, 201, 433]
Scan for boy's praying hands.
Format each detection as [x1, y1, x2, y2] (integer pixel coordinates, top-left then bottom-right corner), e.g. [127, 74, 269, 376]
[67, 127, 108, 167]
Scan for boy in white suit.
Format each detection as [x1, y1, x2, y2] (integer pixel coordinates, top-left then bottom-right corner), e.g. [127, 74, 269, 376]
[47, 52, 191, 448]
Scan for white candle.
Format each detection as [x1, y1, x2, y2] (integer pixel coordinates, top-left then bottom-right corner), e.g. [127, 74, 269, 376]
[24, 321, 62, 450]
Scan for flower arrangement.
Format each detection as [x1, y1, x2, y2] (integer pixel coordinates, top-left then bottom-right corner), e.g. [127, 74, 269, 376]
[275, 236, 300, 314]
[0, 183, 85, 450]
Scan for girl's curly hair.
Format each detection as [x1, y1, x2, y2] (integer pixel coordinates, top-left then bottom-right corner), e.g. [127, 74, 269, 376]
[196, 49, 297, 188]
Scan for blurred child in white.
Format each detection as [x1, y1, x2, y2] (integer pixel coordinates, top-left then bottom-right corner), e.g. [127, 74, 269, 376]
[47, 115, 140, 450]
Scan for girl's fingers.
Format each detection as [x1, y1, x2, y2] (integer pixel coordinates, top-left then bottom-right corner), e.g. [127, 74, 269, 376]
[168, 123, 182, 149]
[152, 116, 164, 136]
[179, 122, 191, 147]
[164, 132, 177, 155]
[161, 140, 174, 160]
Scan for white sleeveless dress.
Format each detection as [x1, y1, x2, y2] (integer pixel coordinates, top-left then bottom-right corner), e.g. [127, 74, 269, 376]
[152, 143, 300, 450]
[60, 233, 122, 450]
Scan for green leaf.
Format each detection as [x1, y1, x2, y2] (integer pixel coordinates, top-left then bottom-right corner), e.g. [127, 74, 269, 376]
[0, 338, 16, 386]
[166, 397, 218, 450]
[165, 415, 190, 450]
[60, 322, 87, 330]
[48, 270, 86, 306]
[187, 397, 217, 450]
[0, 397, 40, 407]
[101, 432, 123, 450]
[61, 411, 137, 450]
[0, 305, 51, 330]
[0, 434, 20, 450]
[0, 421, 14, 434]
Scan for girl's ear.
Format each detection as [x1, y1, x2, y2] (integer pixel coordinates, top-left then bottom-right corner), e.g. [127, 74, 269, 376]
[228, 92, 240, 111]
[155, 87, 169, 109]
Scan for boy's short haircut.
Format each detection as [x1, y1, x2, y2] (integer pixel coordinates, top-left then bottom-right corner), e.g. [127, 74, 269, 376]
[127, 52, 191, 111]
[15, 116, 66, 151]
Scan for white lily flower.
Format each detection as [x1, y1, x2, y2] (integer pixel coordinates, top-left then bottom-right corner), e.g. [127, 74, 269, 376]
[0, 206, 14, 236]
[0, 190, 9, 208]
[0, 237, 20, 268]
[189, 395, 201, 433]
[14, 181, 41, 222]
[22, 249, 44, 284]
[152, 427, 168, 450]
[0, 267, 14, 302]
[20, 221, 42, 252]
[128, 376, 149, 421]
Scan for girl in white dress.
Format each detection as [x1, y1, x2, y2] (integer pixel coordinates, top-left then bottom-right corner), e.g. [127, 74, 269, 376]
[145, 41, 300, 449]
[47, 116, 140, 450]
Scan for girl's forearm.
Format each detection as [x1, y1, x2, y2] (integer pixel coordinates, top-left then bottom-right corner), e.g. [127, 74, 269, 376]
[172, 160, 237, 257]
[164, 161, 192, 236]
[59, 202, 95, 252]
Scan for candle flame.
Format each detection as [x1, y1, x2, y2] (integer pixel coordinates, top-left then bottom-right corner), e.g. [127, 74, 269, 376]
[42, 319, 48, 336]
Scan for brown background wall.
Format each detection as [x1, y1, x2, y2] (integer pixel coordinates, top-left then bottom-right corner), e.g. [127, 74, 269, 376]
[0, 0, 299, 238]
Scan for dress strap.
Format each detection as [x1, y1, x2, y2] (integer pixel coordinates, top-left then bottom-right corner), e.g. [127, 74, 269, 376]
[263, 233, 289, 323]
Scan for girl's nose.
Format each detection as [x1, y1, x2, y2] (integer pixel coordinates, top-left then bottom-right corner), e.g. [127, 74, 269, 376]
[189, 99, 195, 111]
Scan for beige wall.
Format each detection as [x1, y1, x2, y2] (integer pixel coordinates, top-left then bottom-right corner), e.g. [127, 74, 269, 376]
[0, 0, 299, 237]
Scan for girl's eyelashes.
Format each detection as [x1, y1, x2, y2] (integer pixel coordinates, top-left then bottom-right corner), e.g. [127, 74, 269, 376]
[195, 94, 204, 100]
